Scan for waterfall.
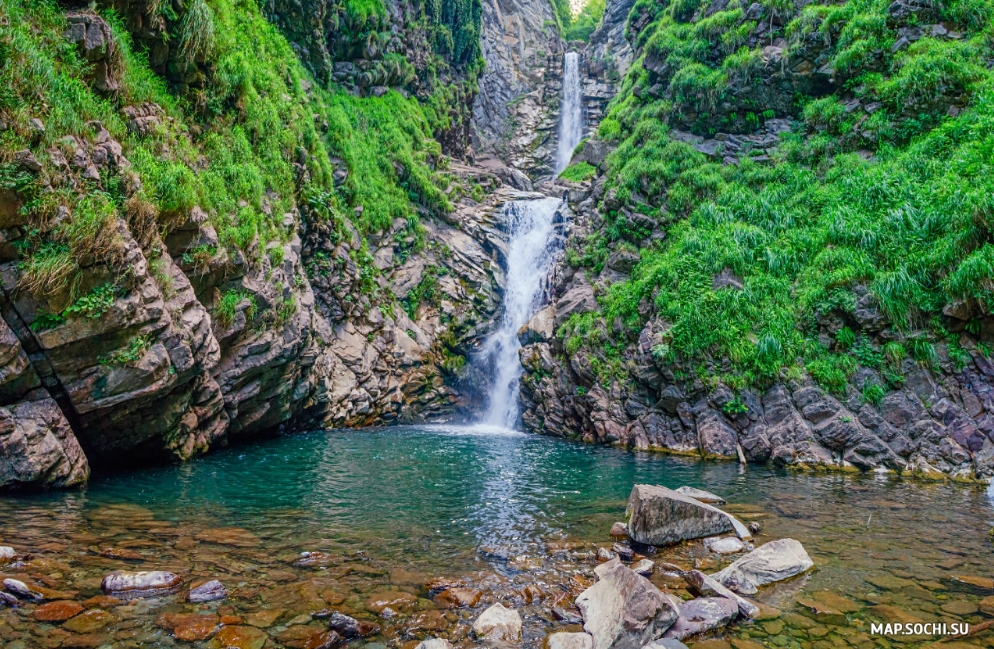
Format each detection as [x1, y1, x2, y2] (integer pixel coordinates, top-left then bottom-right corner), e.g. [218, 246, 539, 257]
[478, 198, 563, 428]
[555, 52, 584, 174]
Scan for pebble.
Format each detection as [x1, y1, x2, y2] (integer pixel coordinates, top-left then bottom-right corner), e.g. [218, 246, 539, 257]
[610, 522, 627, 538]
[188, 579, 227, 603]
[0, 546, 14, 563]
[596, 546, 615, 562]
[632, 559, 654, 576]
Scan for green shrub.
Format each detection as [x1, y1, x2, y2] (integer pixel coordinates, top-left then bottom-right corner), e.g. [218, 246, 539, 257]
[560, 162, 597, 182]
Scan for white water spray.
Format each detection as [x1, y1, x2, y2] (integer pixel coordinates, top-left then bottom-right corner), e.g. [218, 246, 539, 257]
[479, 198, 563, 428]
[555, 52, 584, 174]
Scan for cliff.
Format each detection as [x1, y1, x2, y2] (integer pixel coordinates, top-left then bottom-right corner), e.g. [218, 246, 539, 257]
[0, 0, 510, 488]
[521, 0, 994, 481]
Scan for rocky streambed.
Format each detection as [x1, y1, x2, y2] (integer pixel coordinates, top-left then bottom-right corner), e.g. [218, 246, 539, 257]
[1, 426, 993, 649]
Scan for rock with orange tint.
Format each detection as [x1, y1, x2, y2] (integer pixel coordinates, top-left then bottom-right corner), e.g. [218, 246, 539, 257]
[62, 608, 117, 633]
[245, 608, 284, 628]
[195, 528, 260, 548]
[434, 587, 482, 608]
[174, 615, 221, 642]
[425, 577, 466, 593]
[275, 624, 325, 648]
[305, 630, 344, 649]
[364, 590, 417, 615]
[206, 625, 268, 649]
[82, 595, 121, 609]
[33, 600, 84, 621]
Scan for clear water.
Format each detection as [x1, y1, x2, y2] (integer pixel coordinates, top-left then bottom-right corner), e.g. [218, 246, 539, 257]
[478, 199, 562, 428]
[2, 426, 994, 647]
[555, 52, 584, 174]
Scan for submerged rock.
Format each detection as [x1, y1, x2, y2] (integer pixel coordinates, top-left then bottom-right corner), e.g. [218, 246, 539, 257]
[3, 578, 42, 600]
[712, 539, 814, 595]
[705, 536, 747, 554]
[643, 641, 689, 649]
[663, 597, 739, 640]
[626, 484, 751, 546]
[473, 603, 522, 642]
[327, 611, 379, 638]
[576, 557, 678, 649]
[0, 546, 14, 563]
[101, 570, 182, 598]
[188, 579, 226, 603]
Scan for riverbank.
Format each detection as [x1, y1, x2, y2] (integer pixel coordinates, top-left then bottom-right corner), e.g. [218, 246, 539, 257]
[1, 427, 992, 648]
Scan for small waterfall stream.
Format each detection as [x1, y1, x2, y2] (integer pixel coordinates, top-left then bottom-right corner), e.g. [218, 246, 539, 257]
[555, 52, 584, 174]
[479, 197, 563, 428]
[476, 52, 584, 428]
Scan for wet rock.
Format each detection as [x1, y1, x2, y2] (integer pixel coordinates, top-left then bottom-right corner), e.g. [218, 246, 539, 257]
[796, 598, 846, 625]
[663, 597, 739, 640]
[33, 600, 85, 621]
[632, 559, 655, 576]
[705, 537, 746, 554]
[610, 522, 627, 538]
[173, 615, 221, 641]
[547, 632, 594, 649]
[626, 484, 751, 546]
[597, 546, 616, 561]
[4, 578, 43, 600]
[712, 539, 814, 595]
[0, 546, 13, 563]
[434, 586, 483, 608]
[327, 611, 379, 637]
[365, 590, 417, 615]
[643, 641, 690, 649]
[0, 591, 17, 606]
[245, 608, 284, 628]
[979, 595, 994, 615]
[748, 522, 761, 534]
[674, 486, 726, 505]
[63, 608, 117, 633]
[473, 603, 522, 642]
[414, 640, 453, 649]
[294, 551, 335, 567]
[207, 625, 268, 649]
[101, 570, 182, 598]
[188, 579, 227, 602]
[612, 543, 634, 561]
[518, 305, 556, 345]
[683, 570, 758, 618]
[576, 557, 678, 649]
[97, 547, 143, 561]
[306, 631, 344, 649]
[195, 527, 259, 547]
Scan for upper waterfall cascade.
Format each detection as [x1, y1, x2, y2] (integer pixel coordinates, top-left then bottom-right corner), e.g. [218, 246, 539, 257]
[479, 198, 563, 428]
[555, 52, 584, 174]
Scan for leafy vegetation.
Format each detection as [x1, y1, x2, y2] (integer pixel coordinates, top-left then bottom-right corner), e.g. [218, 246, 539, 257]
[560, 161, 597, 182]
[551, 0, 606, 42]
[562, 0, 994, 394]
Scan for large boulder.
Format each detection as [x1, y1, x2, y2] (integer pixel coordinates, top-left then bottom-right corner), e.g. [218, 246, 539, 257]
[662, 597, 739, 640]
[712, 539, 814, 595]
[625, 484, 751, 546]
[554, 281, 598, 329]
[575, 557, 678, 649]
[518, 305, 556, 345]
[0, 399, 89, 489]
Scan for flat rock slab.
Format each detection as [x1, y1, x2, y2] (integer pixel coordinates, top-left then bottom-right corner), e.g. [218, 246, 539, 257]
[576, 557, 678, 649]
[33, 600, 84, 621]
[626, 484, 751, 546]
[675, 486, 726, 505]
[663, 597, 738, 640]
[207, 625, 268, 649]
[712, 539, 813, 595]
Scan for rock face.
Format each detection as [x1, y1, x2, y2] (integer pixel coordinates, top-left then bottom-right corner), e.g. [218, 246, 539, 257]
[712, 539, 814, 595]
[626, 484, 750, 546]
[0, 399, 88, 489]
[575, 558, 679, 649]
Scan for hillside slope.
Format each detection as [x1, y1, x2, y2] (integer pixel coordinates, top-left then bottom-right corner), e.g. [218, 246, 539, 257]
[522, 0, 994, 480]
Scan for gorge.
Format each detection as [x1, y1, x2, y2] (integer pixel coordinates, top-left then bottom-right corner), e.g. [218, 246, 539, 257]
[3, 0, 994, 646]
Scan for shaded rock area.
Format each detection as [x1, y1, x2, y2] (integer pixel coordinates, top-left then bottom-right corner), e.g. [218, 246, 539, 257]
[626, 484, 751, 546]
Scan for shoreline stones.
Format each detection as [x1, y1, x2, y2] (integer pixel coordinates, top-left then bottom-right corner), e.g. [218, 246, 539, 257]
[101, 570, 182, 598]
[675, 486, 726, 505]
[473, 603, 522, 642]
[576, 557, 678, 649]
[547, 631, 595, 649]
[626, 484, 752, 546]
[712, 539, 814, 595]
[663, 596, 739, 640]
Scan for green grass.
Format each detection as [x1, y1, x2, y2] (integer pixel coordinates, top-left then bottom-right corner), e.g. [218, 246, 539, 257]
[563, 0, 994, 393]
[560, 161, 597, 182]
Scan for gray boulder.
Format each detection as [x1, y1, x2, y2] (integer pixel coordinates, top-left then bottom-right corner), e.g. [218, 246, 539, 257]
[554, 281, 598, 329]
[518, 305, 556, 345]
[576, 558, 678, 649]
[712, 538, 814, 595]
[0, 399, 89, 489]
[547, 632, 594, 649]
[662, 597, 739, 640]
[626, 484, 751, 546]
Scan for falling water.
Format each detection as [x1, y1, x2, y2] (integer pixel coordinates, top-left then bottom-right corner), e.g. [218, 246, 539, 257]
[555, 52, 584, 174]
[479, 197, 563, 428]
